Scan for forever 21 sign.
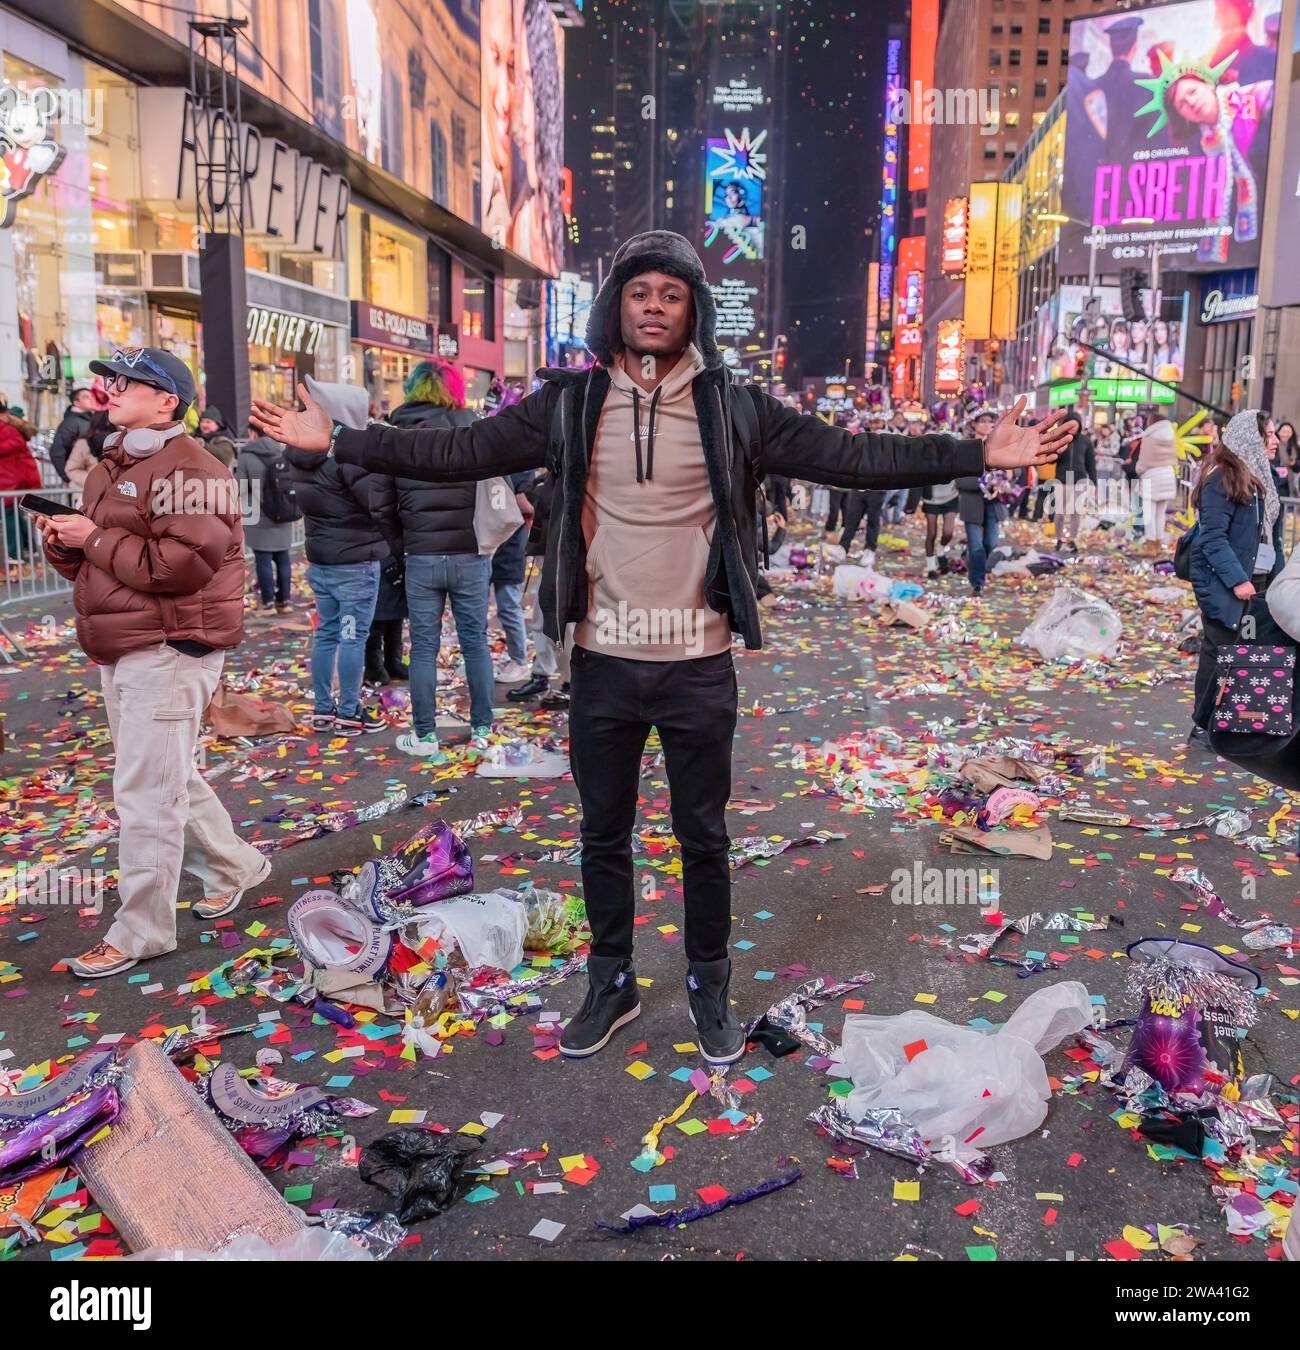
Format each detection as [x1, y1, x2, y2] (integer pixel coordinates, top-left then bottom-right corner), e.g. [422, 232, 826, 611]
[137, 89, 350, 261]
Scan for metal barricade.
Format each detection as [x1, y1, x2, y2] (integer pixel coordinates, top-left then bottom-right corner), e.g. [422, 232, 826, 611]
[0, 486, 83, 611]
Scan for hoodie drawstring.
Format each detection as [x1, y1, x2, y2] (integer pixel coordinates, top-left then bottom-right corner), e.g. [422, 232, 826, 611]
[630, 385, 663, 483]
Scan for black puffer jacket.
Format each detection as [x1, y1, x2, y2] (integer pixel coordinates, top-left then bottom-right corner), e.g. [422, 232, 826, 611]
[285, 447, 396, 565]
[372, 401, 480, 557]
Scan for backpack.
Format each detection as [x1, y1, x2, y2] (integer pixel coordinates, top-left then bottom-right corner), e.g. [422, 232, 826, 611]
[1173, 520, 1198, 581]
[260, 452, 302, 524]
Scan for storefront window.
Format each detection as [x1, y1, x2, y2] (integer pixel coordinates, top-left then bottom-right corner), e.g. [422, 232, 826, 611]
[462, 268, 494, 341]
[350, 205, 425, 314]
[2, 53, 96, 429]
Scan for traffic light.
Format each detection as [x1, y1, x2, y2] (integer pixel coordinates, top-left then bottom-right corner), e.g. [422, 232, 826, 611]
[774, 334, 788, 375]
[1120, 268, 1147, 323]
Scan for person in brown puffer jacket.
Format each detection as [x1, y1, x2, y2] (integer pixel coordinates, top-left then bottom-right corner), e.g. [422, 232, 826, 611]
[37, 347, 269, 980]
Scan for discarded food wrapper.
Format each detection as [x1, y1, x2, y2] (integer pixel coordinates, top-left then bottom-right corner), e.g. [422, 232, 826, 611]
[1058, 805, 1132, 826]
[382, 817, 475, 911]
[520, 887, 591, 955]
[1169, 865, 1251, 929]
[875, 600, 929, 629]
[1122, 939, 1261, 1099]
[728, 829, 846, 869]
[0, 1049, 121, 1186]
[810, 1100, 993, 1184]
[746, 970, 875, 1058]
[960, 909, 1115, 970]
[959, 755, 1046, 793]
[828, 981, 1092, 1170]
[941, 823, 1053, 860]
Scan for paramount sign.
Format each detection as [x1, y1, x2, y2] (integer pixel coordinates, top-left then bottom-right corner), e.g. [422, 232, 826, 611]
[1198, 288, 1258, 325]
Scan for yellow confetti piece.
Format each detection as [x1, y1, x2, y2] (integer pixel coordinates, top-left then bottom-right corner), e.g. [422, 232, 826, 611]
[458, 1121, 487, 1136]
[914, 993, 937, 1005]
[1122, 1225, 1158, 1251]
[1035, 1192, 1064, 1202]
[625, 1060, 655, 1081]
[673, 1042, 699, 1053]
[894, 1180, 920, 1201]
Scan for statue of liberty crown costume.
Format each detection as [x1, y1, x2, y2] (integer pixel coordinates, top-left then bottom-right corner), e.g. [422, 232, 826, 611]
[1133, 48, 1256, 265]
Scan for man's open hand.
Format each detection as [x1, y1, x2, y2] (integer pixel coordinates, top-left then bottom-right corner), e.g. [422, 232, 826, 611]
[250, 382, 333, 452]
[984, 397, 1078, 469]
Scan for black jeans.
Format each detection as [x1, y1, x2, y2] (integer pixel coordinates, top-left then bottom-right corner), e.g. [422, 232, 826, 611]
[825, 489, 847, 534]
[569, 645, 737, 964]
[254, 549, 291, 605]
[840, 490, 886, 552]
[366, 617, 406, 675]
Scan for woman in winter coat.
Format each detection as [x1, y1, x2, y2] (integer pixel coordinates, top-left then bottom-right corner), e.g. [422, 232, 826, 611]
[1187, 410, 1285, 744]
[1136, 419, 1179, 548]
[235, 430, 298, 611]
[0, 413, 40, 565]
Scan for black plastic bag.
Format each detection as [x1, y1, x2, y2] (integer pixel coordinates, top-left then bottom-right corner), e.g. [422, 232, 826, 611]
[358, 1128, 481, 1223]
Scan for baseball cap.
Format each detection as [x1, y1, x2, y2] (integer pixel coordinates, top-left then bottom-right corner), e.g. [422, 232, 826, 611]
[89, 346, 198, 411]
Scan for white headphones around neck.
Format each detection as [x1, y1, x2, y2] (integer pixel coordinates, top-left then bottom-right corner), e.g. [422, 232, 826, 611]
[106, 423, 187, 455]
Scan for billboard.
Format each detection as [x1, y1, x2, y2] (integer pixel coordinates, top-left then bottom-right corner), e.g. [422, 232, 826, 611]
[941, 197, 968, 275]
[896, 235, 926, 326]
[704, 71, 771, 355]
[1062, 0, 1282, 275]
[908, 0, 939, 192]
[963, 183, 997, 339]
[1037, 283, 1188, 386]
[703, 130, 767, 263]
[935, 319, 965, 391]
[879, 39, 903, 337]
[482, 0, 566, 275]
[117, 0, 482, 232]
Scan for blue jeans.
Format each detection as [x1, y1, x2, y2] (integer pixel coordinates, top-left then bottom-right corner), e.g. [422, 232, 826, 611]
[254, 549, 291, 605]
[883, 488, 907, 523]
[493, 581, 527, 663]
[405, 553, 494, 734]
[965, 505, 1000, 593]
[307, 561, 380, 717]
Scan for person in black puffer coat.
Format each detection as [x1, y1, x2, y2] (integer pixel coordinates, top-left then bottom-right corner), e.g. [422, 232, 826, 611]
[371, 359, 491, 757]
[287, 378, 399, 736]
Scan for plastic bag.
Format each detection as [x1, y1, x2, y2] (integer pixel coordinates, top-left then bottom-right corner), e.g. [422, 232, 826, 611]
[519, 887, 591, 955]
[409, 890, 528, 972]
[831, 565, 893, 602]
[127, 1228, 372, 1261]
[831, 982, 1092, 1152]
[1018, 585, 1123, 661]
[358, 1127, 480, 1223]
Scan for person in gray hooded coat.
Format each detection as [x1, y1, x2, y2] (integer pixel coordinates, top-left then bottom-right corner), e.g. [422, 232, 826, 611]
[235, 429, 296, 610]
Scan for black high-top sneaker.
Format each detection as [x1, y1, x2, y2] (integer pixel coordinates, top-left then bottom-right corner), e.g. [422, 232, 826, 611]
[560, 956, 641, 1058]
[686, 958, 746, 1065]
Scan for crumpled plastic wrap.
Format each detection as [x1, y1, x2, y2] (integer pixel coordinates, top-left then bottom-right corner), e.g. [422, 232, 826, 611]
[728, 830, 846, 869]
[747, 970, 876, 1057]
[358, 1127, 481, 1223]
[809, 1101, 994, 1185]
[519, 887, 591, 955]
[1169, 865, 1251, 928]
[454, 953, 588, 1017]
[0, 1049, 122, 1185]
[959, 909, 1115, 972]
[1241, 924, 1296, 951]
[1018, 585, 1123, 661]
[313, 1208, 408, 1259]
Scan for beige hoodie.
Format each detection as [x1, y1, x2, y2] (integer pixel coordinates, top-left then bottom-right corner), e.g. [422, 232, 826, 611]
[573, 344, 733, 661]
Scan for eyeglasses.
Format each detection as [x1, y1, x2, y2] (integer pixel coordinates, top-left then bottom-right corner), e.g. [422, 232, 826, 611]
[105, 373, 164, 395]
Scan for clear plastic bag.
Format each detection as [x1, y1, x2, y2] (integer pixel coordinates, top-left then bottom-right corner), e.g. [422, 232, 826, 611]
[831, 982, 1092, 1151]
[1018, 585, 1123, 661]
[831, 565, 893, 602]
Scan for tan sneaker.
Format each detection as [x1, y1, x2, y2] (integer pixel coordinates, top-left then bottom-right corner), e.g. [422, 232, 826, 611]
[194, 856, 272, 920]
[68, 941, 138, 978]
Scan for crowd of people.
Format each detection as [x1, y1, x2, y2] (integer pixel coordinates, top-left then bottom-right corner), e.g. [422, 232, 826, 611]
[17, 225, 1293, 1070]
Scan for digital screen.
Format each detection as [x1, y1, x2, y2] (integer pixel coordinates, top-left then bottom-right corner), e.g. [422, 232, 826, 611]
[1062, 0, 1281, 274]
[703, 131, 767, 264]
